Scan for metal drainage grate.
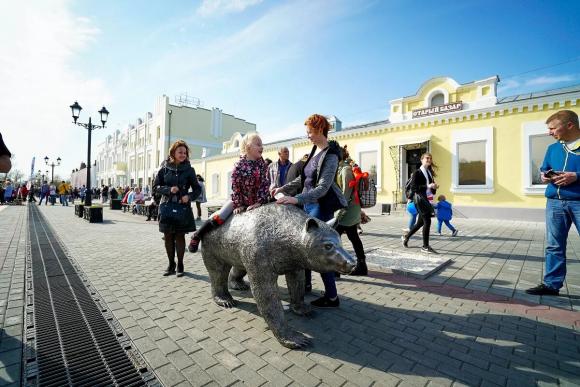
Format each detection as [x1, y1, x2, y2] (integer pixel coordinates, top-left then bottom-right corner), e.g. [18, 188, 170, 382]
[24, 205, 158, 386]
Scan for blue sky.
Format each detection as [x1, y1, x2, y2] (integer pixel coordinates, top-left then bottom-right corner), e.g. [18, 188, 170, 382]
[1, 0, 579, 178]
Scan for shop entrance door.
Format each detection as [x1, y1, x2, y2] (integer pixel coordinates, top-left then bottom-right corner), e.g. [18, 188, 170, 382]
[406, 148, 427, 180]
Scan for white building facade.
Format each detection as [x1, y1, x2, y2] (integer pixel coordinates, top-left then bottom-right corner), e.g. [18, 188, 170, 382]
[93, 95, 256, 189]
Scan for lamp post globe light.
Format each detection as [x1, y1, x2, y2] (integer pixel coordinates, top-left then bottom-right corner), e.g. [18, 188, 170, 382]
[70, 101, 109, 206]
[44, 156, 61, 185]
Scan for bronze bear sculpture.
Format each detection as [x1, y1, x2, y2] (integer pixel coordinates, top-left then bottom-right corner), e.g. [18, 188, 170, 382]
[200, 203, 356, 349]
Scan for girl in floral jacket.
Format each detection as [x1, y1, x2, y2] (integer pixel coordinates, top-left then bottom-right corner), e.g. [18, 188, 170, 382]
[189, 133, 270, 252]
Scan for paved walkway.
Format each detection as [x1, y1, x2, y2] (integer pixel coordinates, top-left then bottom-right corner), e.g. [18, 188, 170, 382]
[1, 204, 580, 386]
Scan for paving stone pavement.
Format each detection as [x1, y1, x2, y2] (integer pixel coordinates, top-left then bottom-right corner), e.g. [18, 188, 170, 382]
[0, 205, 25, 387]
[1, 204, 580, 387]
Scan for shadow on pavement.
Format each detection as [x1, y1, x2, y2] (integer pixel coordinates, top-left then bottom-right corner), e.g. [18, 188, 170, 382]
[206, 277, 580, 386]
[0, 328, 23, 385]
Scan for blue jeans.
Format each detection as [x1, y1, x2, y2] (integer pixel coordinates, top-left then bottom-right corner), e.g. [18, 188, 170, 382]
[437, 219, 456, 233]
[303, 202, 337, 299]
[408, 213, 417, 229]
[60, 194, 68, 206]
[544, 198, 580, 290]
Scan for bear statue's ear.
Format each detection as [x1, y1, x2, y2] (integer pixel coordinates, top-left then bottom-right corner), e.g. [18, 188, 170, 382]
[304, 218, 319, 233]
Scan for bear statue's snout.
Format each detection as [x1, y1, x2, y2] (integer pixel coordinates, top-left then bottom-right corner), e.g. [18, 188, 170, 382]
[334, 246, 357, 274]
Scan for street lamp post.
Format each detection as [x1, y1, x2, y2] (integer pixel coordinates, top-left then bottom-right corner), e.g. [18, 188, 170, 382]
[44, 156, 61, 184]
[70, 101, 109, 206]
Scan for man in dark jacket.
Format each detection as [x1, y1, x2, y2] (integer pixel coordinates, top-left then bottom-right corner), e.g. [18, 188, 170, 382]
[268, 146, 292, 191]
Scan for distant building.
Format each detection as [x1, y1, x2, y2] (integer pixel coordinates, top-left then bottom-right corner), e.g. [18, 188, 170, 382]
[192, 75, 580, 220]
[93, 95, 256, 188]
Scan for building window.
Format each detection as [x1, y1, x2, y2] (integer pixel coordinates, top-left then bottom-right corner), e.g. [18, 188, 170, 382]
[359, 151, 378, 183]
[212, 173, 220, 195]
[451, 126, 494, 193]
[356, 141, 382, 188]
[522, 121, 552, 194]
[458, 141, 486, 185]
[157, 126, 160, 139]
[430, 93, 445, 107]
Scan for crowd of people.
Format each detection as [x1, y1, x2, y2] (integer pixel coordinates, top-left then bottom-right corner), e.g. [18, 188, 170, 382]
[155, 114, 371, 308]
[1, 110, 578, 302]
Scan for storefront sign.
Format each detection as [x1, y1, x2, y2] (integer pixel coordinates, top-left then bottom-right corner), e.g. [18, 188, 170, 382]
[412, 102, 463, 118]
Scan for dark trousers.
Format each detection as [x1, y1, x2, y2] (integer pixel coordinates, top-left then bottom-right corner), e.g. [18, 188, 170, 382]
[335, 224, 365, 260]
[407, 212, 431, 248]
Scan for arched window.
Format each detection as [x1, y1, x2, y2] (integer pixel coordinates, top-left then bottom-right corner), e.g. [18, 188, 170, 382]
[431, 93, 445, 107]
[233, 139, 239, 148]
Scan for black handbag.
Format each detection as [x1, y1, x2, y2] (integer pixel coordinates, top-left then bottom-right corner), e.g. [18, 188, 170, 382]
[413, 193, 434, 217]
[159, 200, 191, 226]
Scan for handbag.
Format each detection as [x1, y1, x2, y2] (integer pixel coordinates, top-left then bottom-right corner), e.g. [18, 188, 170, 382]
[159, 199, 192, 226]
[413, 193, 434, 217]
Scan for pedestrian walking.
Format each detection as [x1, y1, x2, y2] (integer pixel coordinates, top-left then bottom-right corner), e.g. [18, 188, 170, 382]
[39, 181, 49, 205]
[58, 181, 69, 206]
[434, 195, 458, 236]
[527, 110, 580, 296]
[194, 175, 206, 220]
[154, 140, 201, 277]
[49, 184, 57, 205]
[3, 181, 14, 203]
[401, 152, 439, 253]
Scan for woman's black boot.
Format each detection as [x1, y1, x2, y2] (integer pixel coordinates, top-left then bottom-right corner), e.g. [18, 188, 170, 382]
[163, 262, 176, 276]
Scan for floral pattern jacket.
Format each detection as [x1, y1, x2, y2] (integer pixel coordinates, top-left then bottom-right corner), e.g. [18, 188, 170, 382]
[231, 156, 270, 209]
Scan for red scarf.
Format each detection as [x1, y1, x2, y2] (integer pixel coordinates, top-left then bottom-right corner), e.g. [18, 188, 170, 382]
[348, 166, 368, 205]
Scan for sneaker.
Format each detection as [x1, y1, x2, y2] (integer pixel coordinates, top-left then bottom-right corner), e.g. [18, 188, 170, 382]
[421, 246, 438, 254]
[188, 238, 200, 253]
[452, 230, 458, 237]
[401, 235, 408, 248]
[311, 296, 339, 308]
[525, 284, 559, 296]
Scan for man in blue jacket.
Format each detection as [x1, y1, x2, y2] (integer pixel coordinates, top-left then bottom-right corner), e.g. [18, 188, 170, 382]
[527, 110, 580, 296]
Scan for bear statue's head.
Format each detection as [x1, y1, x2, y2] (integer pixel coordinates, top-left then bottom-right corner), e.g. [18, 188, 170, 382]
[301, 218, 357, 274]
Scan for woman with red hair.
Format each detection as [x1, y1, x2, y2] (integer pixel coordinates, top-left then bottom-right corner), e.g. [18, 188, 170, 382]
[275, 114, 348, 307]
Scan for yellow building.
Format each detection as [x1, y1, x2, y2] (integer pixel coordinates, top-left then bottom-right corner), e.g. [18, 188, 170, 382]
[192, 76, 580, 220]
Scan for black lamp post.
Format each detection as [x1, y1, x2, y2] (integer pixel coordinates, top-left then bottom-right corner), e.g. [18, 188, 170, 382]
[44, 156, 61, 184]
[70, 101, 109, 206]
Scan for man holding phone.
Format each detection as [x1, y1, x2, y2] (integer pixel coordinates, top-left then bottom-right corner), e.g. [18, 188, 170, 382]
[527, 110, 580, 296]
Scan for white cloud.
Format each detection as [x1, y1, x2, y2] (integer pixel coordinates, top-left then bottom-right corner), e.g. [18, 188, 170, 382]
[0, 1, 110, 179]
[525, 75, 576, 86]
[197, 0, 263, 17]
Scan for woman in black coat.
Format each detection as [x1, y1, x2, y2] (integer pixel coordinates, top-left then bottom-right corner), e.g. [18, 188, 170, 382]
[402, 152, 439, 253]
[154, 140, 201, 277]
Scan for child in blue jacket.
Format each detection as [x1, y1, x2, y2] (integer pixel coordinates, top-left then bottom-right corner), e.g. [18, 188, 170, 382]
[434, 195, 458, 236]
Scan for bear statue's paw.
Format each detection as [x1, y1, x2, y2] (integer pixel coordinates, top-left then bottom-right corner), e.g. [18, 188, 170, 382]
[278, 330, 310, 349]
[290, 303, 312, 316]
[228, 280, 251, 291]
[213, 295, 237, 308]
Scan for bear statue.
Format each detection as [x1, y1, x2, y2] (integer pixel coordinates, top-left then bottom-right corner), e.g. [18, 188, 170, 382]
[200, 203, 356, 349]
